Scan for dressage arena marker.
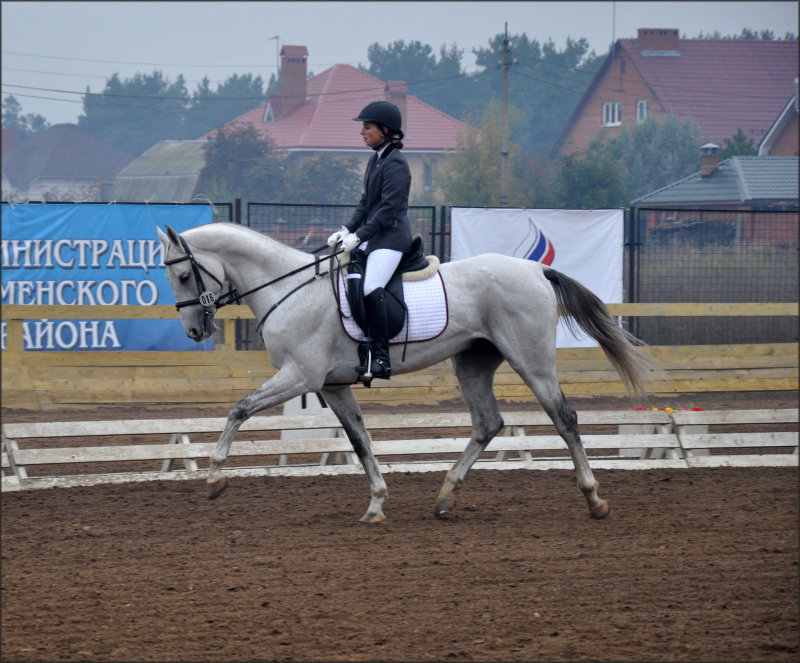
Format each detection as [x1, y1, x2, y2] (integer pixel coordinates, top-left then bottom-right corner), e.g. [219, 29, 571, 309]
[2, 408, 796, 492]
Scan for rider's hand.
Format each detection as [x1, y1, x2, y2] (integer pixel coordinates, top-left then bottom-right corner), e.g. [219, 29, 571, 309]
[341, 233, 361, 253]
[327, 226, 349, 247]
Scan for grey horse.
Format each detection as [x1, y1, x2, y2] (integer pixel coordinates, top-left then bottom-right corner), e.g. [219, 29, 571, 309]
[157, 222, 656, 522]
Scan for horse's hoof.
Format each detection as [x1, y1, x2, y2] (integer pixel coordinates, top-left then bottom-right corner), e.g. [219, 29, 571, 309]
[359, 511, 386, 523]
[435, 497, 456, 518]
[207, 476, 228, 500]
[590, 500, 610, 519]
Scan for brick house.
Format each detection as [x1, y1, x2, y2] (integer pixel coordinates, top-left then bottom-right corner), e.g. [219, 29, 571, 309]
[632, 145, 798, 244]
[553, 29, 798, 156]
[201, 45, 468, 201]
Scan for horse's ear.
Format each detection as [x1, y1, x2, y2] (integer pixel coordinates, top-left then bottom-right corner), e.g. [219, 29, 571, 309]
[156, 225, 181, 250]
[165, 224, 181, 245]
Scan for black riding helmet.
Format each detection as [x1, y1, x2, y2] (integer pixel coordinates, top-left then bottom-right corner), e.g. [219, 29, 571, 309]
[353, 100, 404, 140]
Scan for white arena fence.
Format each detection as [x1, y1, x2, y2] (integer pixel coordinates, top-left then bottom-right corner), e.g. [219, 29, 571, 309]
[2, 408, 797, 492]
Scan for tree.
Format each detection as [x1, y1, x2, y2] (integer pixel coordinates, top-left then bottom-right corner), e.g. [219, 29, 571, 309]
[719, 128, 757, 159]
[79, 71, 191, 155]
[195, 124, 286, 202]
[363, 40, 474, 120]
[693, 28, 796, 40]
[2, 95, 50, 142]
[513, 151, 560, 208]
[472, 33, 604, 154]
[600, 114, 702, 199]
[282, 153, 362, 205]
[435, 101, 525, 207]
[550, 114, 702, 207]
[554, 149, 628, 209]
[185, 73, 266, 139]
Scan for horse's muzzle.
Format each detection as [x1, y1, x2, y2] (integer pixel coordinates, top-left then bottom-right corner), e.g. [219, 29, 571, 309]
[185, 310, 217, 341]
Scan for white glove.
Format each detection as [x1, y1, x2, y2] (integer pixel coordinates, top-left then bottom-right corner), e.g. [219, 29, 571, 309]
[327, 226, 350, 247]
[341, 232, 361, 253]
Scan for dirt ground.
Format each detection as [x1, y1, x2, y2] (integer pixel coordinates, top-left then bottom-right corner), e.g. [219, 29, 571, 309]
[2, 391, 798, 662]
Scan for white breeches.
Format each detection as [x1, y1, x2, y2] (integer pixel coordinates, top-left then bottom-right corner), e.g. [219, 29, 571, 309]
[362, 248, 403, 296]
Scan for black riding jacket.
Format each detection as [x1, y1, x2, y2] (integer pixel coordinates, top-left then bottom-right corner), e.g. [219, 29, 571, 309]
[346, 143, 413, 254]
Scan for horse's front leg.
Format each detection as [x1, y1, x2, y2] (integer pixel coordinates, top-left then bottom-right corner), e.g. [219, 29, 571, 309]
[207, 365, 309, 499]
[320, 385, 388, 523]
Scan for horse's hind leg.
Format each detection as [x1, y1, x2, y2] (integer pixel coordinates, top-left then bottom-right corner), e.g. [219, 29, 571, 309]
[320, 385, 388, 523]
[436, 341, 505, 518]
[514, 365, 609, 519]
[550, 388, 608, 518]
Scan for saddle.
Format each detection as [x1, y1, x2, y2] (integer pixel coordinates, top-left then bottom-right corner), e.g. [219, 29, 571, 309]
[343, 234, 436, 339]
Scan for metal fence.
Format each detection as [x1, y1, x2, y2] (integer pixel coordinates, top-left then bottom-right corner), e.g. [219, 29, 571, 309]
[245, 202, 440, 255]
[627, 207, 798, 345]
[236, 202, 439, 350]
[227, 202, 797, 349]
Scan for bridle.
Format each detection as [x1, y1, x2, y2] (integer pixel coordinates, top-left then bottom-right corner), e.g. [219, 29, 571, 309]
[163, 235, 241, 332]
[163, 234, 345, 334]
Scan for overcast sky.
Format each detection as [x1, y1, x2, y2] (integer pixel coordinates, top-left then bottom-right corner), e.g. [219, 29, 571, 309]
[2, 1, 797, 126]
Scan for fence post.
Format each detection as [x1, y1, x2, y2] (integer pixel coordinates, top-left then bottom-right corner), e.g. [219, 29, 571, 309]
[5, 317, 24, 353]
[438, 205, 448, 262]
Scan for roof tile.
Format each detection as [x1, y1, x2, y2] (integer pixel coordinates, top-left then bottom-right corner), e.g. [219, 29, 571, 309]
[620, 39, 798, 145]
[2, 124, 134, 188]
[633, 156, 798, 204]
[201, 64, 467, 152]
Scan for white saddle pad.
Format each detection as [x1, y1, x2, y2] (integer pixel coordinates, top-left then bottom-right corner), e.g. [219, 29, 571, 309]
[338, 271, 448, 344]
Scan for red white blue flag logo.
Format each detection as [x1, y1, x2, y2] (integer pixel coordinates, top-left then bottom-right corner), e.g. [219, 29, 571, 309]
[514, 216, 555, 265]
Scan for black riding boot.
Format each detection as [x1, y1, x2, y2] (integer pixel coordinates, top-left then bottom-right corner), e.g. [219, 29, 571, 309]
[359, 287, 391, 380]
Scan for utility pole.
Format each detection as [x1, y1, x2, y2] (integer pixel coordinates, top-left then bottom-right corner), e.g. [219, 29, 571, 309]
[498, 23, 516, 207]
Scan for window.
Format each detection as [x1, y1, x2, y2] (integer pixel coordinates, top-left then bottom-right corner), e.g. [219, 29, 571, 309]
[602, 102, 621, 126]
[637, 100, 650, 123]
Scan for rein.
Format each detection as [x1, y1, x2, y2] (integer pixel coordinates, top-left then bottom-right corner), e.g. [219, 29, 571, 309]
[165, 236, 344, 332]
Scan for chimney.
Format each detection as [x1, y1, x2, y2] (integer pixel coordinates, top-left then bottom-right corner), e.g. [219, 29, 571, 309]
[278, 45, 308, 116]
[385, 81, 408, 135]
[637, 28, 680, 53]
[699, 142, 720, 177]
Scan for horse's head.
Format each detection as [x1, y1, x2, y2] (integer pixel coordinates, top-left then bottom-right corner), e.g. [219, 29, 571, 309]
[157, 225, 226, 342]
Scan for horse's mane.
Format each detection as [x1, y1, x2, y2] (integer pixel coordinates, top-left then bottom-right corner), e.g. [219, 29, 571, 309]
[182, 222, 312, 259]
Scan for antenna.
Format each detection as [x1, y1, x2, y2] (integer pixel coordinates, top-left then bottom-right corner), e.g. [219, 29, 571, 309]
[270, 35, 280, 78]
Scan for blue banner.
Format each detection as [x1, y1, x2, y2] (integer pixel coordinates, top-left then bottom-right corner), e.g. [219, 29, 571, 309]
[1, 203, 212, 351]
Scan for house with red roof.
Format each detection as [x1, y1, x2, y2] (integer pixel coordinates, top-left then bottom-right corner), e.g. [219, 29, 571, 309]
[200, 45, 468, 201]
[553, 29, 798, 157]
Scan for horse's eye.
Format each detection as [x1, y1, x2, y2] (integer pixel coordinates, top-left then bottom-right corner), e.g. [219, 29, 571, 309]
[179, 272, 190, 284]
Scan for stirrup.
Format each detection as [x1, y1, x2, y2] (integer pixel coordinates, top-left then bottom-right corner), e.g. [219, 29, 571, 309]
[356, 346, 373, 378]
[360, 357, 390, 380]
[356, 348, 390, 384]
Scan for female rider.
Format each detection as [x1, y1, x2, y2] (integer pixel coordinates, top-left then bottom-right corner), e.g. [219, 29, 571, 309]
[327, 100, 412, 380]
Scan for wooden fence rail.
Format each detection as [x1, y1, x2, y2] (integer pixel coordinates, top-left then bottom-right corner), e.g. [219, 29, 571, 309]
[2, 408, 797, 492]
[2, 303, 797, 409]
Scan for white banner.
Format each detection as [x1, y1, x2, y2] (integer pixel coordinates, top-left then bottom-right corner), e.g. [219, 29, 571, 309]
[450, 208, 624, 347]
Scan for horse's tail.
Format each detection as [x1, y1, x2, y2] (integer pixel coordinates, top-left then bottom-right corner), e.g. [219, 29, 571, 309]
[543, 266, 659, 401]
